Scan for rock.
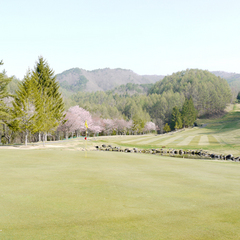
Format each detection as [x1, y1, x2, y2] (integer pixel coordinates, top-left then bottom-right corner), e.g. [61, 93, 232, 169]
[234, 157, 240, 162]
[226, 154, 233, 160]
[210, 153, 215, 158]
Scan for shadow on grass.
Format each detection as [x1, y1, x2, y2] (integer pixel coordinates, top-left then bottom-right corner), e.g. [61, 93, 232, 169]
[203, 111, 240, 134]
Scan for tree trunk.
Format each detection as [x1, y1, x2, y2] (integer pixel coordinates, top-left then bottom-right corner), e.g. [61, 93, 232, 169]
[65, 131, 68, 140]
[75, 130, 79, 138]
[56, 132, 59, 141]
[42, 133, 47, 146]
[25, 132, 28, 146]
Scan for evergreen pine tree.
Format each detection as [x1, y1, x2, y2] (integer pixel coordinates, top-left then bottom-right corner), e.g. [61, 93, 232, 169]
[170, 106, 182, 130]
[188, 97, 197, 125]
[32, 57, 65, 144]
[12, 70, 39, 145]
[181, 98, 189, 127]
[0, 60, 12, 123]
[237, 92, 240, 102]
[163, 123, 171, 133]
[181, 97, 197, 127]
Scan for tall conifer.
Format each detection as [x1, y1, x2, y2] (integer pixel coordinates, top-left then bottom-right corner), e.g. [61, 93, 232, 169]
[12, 70, 38, 145]
[170, 106, 182, 130]
[0, 60, 12, 123]
[32, 57, 65, 144]
[181, 97, 197, 127]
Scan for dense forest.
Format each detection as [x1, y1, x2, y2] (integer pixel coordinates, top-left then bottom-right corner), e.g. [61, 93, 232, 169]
[0, 60, 233, 145]
[149, 69, 232, 116]
[212, 71, 240, 99]
[70, 69, 232, 130]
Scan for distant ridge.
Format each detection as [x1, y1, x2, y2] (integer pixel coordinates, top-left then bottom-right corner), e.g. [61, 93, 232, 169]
[56, 67, 164, 92]
[211, 71, 240, 92]
[55, 67, 240, 95]
[211, 71, 240, 80]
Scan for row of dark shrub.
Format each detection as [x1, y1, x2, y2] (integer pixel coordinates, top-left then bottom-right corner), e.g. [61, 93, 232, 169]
[96, 145, 239, 162]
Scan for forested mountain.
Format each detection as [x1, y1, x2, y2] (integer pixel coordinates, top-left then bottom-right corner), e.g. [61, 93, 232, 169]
[56, 67, 164, 93]
[107, 83, 153, 96]
[212, 71, 240, 83]
[69, 69, 232, 134]
[149, 69, 232, 116]
[211, 71, 240, 94]
[5, 68, 234, 119]
[6, 68, 240, 98]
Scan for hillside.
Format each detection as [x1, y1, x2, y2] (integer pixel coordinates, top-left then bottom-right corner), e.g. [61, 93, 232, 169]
[56, 68, 164, 93]
[149, 69, 232, 116]
[212, 71, 240, 92]
[56, 68, 240, 96]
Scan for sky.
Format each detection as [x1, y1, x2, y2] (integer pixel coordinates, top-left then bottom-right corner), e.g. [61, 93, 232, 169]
[1, 0, 240, 80]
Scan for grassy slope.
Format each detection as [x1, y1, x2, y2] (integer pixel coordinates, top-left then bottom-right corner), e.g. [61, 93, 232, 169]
[95, 104, 240, 155]
[1, 149, 240, 240]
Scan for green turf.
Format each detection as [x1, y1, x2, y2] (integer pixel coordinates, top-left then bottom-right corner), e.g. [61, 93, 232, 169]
[94, 107, 240, 155]
[1, 149, 240, 239]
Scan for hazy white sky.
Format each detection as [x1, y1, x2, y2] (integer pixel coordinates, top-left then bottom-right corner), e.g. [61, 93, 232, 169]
[1, 0, 240, 79]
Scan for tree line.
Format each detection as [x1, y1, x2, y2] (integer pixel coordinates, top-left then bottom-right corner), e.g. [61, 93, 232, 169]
[0, 60, 232, 145]
[0, 57, 157, 145]
[70, 69, 231, 132]
[0, 57, 65, 145]
[58, 105, 156, 139]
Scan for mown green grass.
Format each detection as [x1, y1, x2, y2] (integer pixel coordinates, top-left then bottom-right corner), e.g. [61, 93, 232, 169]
[95, 108, 240, 155]
[1, 149, 240, 239]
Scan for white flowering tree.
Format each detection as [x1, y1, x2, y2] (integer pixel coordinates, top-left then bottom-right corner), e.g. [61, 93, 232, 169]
[89, 117, 104, 136]
[58, 105, 93, 139]
[144, 121, 156, 133]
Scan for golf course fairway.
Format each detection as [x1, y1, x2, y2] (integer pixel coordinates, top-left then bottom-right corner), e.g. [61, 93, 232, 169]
[0, 149, 240, 239]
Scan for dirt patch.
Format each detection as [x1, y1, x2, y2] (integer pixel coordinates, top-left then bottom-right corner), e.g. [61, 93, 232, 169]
[0, 139, 97, 151]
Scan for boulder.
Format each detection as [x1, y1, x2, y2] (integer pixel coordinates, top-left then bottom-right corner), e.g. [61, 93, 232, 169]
[226, 154, 233, 160]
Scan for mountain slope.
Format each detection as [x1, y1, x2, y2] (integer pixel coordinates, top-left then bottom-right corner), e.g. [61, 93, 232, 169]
[148, 69, 232, 116]
[211, 71, 240, 92]
[56, 68, 164, 93]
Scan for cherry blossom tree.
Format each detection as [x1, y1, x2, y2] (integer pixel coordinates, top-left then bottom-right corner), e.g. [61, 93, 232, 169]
[102, 119, 114, 135]
[58, 106, 93, 139]
[144, 121, 156, 133]
[126, 120, 133, 135]
[89, 117, 104, 136]
[57, 109, 76, 139]
[114, 119, 128, 135]
[58, 106, 137, 138]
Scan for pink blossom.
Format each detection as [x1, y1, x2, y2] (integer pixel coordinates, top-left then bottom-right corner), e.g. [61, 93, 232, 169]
[144, 122, 156, 132]
[58, 105, 93, 134]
